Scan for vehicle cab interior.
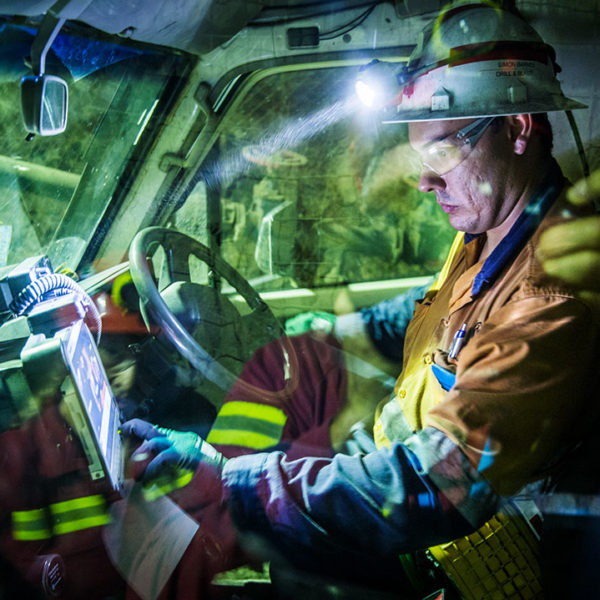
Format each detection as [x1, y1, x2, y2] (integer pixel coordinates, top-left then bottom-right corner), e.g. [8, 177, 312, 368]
[0, 0, 598, 598]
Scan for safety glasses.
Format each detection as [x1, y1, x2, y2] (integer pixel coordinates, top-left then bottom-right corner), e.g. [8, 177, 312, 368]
[419, 117, 497, 176]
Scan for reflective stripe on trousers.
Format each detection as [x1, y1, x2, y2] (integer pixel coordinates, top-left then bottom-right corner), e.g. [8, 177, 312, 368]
[12, 495, 111, 540]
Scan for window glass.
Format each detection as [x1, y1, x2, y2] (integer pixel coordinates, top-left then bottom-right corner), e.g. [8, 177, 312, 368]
[0, 24, 185, 272]
[179, 67, 455, 291]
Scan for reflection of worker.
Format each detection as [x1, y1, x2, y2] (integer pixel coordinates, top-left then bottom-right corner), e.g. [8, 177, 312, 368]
[204, 284, 429, 461]
[319, 167, 453, 282]
[122, 5, 600, 598]
[0, 386, 124, 598]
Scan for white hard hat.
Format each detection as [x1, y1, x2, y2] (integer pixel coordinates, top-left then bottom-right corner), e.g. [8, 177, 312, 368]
[384, 1, 586, 122]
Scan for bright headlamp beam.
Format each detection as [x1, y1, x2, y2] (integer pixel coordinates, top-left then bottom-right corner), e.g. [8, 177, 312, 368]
[355, 79, 377, 107]
[355, 59, 404, 109]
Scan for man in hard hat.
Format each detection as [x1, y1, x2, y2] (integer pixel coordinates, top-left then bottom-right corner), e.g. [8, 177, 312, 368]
[122, 4, 600, 598]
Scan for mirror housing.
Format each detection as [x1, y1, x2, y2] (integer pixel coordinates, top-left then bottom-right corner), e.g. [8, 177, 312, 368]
[21, 74, 68, 136]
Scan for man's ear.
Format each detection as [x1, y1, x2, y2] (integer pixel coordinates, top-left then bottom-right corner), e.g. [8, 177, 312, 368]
[508, 114, 534, 155]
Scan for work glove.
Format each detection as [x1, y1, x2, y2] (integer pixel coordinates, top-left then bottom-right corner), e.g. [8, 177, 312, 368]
[538, 170, 600, 323]
[284, 311, 336, 336]
[121, 418, 226, 484]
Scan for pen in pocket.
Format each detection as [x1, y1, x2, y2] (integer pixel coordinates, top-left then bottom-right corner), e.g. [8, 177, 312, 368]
[448, 322, 468, 359]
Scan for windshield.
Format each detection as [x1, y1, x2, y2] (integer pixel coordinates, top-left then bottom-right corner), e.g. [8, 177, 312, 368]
[170, 66, 455, 293]
[1, 20, 454, 296]
[0, 22, 188, 273]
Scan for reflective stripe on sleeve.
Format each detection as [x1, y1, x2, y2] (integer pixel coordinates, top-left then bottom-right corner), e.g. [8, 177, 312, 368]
[12, 508, 52, 541]
[141, 470, 194, 502]
[49, 495, 111, 535]
[207, 401, 286, 449]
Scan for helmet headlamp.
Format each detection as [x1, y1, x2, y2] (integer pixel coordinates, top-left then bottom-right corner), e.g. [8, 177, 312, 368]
[355, 59, 407, 109]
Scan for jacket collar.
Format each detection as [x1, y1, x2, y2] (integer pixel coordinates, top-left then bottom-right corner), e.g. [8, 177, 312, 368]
[464, 161, 565, 297]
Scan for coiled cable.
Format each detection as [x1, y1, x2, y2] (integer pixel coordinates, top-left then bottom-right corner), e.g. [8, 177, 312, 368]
[9, 273, 102, 343]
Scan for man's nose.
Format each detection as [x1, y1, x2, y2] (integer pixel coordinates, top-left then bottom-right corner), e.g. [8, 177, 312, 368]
[417, 167, 446, 193]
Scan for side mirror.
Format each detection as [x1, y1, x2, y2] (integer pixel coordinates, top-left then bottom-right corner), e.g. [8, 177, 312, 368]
[21, 74, 68, 136]
[21, 5, 71, 138]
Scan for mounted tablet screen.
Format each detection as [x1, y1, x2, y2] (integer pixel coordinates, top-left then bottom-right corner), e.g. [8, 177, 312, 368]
[58, 320, 124, 491]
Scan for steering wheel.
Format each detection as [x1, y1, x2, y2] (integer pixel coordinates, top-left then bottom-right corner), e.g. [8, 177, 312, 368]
[128, 227, 298, 399]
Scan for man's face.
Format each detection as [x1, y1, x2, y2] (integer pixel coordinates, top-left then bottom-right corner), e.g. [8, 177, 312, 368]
[409, 118, 516, 234]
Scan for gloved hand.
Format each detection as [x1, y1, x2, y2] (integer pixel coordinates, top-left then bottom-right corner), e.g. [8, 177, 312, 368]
[538, 170, 600, 323]
[121, 418, 226, 483]
[284, 311, 336, 336]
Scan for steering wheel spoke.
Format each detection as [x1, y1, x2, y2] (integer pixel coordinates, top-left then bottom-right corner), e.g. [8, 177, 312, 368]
[152, 231, 193, 289]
